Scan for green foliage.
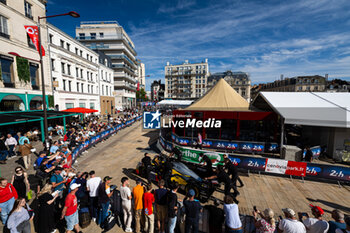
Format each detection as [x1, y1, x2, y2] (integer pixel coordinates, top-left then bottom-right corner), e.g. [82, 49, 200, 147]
[16, 57, 30, 83]
[48, 95, 54, 108]
[136, 88, 148, 101]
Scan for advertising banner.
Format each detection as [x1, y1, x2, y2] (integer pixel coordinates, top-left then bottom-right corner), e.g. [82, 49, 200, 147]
[176, 146, 224, 166]
[286, 161, 307, 177]
[24, 25, 45, 56]
[265, 158, 287, 174]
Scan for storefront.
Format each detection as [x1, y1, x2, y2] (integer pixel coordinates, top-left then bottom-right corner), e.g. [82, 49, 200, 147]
[0, 92, 48, 111]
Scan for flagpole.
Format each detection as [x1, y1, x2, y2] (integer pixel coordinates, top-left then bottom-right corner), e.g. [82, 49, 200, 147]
[37, 17, 49, 149]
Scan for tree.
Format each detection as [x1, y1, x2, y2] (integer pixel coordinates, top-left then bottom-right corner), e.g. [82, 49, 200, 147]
[136, 88, 148, 101]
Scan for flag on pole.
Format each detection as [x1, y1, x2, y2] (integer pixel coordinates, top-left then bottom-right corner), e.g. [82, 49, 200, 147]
[24, 25, 45, 56]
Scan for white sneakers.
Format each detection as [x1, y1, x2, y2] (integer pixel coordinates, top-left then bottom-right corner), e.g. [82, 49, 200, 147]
[125, 228, 133, 232]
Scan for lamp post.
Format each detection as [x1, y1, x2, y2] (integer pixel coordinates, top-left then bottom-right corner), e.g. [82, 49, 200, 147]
[37, 11, 80, 149]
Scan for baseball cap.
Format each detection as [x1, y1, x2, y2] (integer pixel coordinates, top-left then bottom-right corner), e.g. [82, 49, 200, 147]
[309, 204, 324, 215]
[62, 164, 70, 169]
[188, 189, 196, 197]
[104, 176, 113, 182]
[39, 151, 47, 156]
[70, 183, 81, 190]
[282, 208, 296, 216]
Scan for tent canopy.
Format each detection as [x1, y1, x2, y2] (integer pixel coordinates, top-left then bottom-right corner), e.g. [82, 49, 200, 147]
[62, 107, 98, 113]
[185, 78, 249, 111]
[252, 92, 350, 128]
[157, 100, 193, 106]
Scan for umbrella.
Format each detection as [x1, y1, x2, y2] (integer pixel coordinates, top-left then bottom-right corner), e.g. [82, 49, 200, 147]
[62, 107, 98, 114]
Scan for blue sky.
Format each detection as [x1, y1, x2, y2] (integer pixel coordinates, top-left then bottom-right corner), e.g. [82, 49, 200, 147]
[47, 0, 350, 90]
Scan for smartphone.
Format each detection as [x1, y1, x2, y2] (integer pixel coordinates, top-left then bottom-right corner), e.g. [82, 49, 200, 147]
[253, 206, 257, 212]
[279, 215, 283, 220]
[301, 212, 308, 217]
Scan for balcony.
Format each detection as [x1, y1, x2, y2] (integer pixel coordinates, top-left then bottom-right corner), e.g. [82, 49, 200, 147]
[114, 82, 136, 91]
[112, 64, 135, 75]
[109, 55, 136, 68]
[88, 44, 109, 49]
[114, 72, 136, 83]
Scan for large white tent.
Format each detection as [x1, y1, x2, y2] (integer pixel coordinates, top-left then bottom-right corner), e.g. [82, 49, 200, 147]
[254, 92, 350, 128]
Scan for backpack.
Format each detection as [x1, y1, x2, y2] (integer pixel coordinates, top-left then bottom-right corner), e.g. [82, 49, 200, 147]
[103, 211, 116, 232]
[79, 207, 91, 229]
[110, 190, 122, 214]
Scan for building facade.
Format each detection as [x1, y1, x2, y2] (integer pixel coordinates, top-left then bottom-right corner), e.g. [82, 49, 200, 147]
[76, 21, 138, 109]
[97, 51, 114, 115]
[136, 62, 146, 90]
[48, 24, 101, 112]
[251, 75, 327, 101]
[207, 71, 251, 102]
[165, 59, 209, 99]
[0, 0, 51, 111]
[151, 80, 165, 101]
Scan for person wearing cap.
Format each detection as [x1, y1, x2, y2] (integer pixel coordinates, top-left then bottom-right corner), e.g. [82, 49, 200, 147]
[335, 216, 350, 233]
[252, 208, 276, 233]
[299, 204, 329, 233]
[204, 199, 225, 233]
[61, 183, 82, 233]
[97, 176, 114, 228]
[278, 208, 306, 233]
[183, 189, 203, 233]
[132, 179, 144, 233]
[51, 167, 68, 192]
[328, 209, 346, 233]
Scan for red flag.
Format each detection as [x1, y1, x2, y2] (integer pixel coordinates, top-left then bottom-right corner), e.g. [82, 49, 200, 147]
[137, 82, 140, 91]
[24, 25, 45, 56]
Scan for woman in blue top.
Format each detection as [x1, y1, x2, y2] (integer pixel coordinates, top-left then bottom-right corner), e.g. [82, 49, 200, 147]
[7, 198, 33, 233]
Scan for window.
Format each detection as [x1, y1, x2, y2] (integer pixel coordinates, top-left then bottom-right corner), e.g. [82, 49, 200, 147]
[27, 34, 35, 49]
[75, 48, 78, 54]
[80, 69, 83, 79]
[61, 63, 65, 74]
[68, 81, 71, 92]
[29, 63, 38, 89]
[66, 43, 70, 51]
[79, 33, 85, 40]
[99, 32, 104, 38]
[65, 103, 74, 109]
[0, 0, 7, 5]
[87, 84, 90, 93]
[81, 83, 83, 92]
[90, 103, 95, 109]
[0, 56, 13, 86]
[49, 34, 53, 43]
[67, 64, 71, 75]
[79, 103, 86, 108]
[76, 82, 79, 92]
[0, 15, 9, 39]
[90, 33, 96, 39]
[24, 1, 33, 19]
[306, 86, 311, 91]
[80, 50, 83, 57]
[106, 86, 108, 95]
[75, 68, 79, 77]
[51, 59, 55, 71]
[102, 85, 104, 95]
[87, 54, 89, 60]
[314, 86, 318, 91]
[63, 80, 66, 91]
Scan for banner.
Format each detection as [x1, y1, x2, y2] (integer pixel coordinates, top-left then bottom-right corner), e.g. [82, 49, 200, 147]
[265, 158, 287, 174]
[176, 146, 224, 166]
[285, 161, 307, 177]
[24, 25, 45, 56]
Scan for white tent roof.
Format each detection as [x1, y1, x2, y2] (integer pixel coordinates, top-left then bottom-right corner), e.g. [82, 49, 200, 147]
[157, 100, 193, 106]
[256, 92, 350, 128]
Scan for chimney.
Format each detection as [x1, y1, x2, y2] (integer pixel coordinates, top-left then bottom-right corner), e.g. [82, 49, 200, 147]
[166, 61, 170, 66]
[280, 74, 284, 80]
[325, 74, 328, 81]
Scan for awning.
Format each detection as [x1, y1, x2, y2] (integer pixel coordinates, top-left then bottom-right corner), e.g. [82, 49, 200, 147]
[252, 92, 350, 128]
[62, 107, 98, 114]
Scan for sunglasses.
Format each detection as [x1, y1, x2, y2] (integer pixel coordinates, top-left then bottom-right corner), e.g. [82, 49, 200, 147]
[16, 169, 22, 172]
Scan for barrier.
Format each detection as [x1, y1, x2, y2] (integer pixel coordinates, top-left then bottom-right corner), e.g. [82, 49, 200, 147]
[69, 115, 142, 165]
[171, 133, 279, 154]
[159, 135, 350, 182]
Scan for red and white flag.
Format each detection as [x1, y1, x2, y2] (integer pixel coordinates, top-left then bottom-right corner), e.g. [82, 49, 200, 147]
[24, 25, 45, 56]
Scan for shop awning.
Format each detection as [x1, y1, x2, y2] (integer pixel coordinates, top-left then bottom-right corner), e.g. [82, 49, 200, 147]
[252, 92, 350, 128]
[185, 78, 249, 111]
[62, 107, 98, 113]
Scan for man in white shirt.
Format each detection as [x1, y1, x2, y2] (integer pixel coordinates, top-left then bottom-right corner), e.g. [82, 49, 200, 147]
[278, 208, 306, 233]
[5, 134, 17, 157]
[86, 170, 101, 221]
[299, 204, 329, 233]
[120, 177, 132, 232]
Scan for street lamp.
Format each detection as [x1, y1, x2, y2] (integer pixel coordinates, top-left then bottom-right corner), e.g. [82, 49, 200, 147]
[37, 11, 80, 149]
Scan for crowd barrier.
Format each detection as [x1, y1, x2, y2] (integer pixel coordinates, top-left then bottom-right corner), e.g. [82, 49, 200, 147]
[171, 133, 279, 154]
[159, 135, 350, 183]
[66, 115, 143, 166]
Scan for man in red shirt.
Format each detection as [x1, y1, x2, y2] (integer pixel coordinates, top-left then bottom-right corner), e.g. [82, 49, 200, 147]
[0, 177, 18, 224]
[61, 183, 82, 233]
[143, 184, 155, 233]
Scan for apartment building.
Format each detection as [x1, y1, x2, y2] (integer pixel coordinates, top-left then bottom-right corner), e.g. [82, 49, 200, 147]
[97, 51, 114, 115]
[49, 24, 103, 111]
[207, 71, 251, 102]
[165, 59, 209, 99]
[137, 62, 146, 90]
[76, 21, 138, 109]
[251, 75, 327, 100]
[0, 0, 51, 111]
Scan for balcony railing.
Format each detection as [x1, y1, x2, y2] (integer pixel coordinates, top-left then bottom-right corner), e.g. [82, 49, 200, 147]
[0, 32, 10, 39]
[88, 44, 109, 49]
[4, 82, 15, 88]
[109, 55, 136, 68]
[112, 64, 135, 74]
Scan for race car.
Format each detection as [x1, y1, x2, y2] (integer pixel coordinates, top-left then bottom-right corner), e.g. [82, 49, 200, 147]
[135, 155, 217, 202]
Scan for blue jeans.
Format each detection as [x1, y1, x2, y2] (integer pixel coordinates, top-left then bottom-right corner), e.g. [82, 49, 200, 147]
[225, 226, 243, 233]
[0, 197, 15, 224]
[98, 201, 110, 227]
[8, 145, 15, 157]
[168, 216, 177, 233]
[0, 150, 8, 161]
